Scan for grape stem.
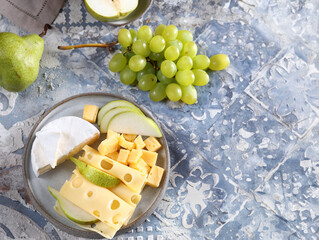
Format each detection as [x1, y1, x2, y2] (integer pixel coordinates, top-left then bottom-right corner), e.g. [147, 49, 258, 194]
[58, 41, 118, 51]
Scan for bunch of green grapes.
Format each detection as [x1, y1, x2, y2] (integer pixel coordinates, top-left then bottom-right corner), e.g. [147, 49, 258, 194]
[109, 24, 230, 105]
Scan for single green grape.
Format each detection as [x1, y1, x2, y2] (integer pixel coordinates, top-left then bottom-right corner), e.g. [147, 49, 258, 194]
[118, 29, 132, 48]
[129, 29, 138, 43]
[162, 25, 178, 41]
[192, 69, 209, 86]
[157, 70, 174, 84]
[161, 60, 177, 78]
[120, 66, 137, 85]
[149, 51, 164, 61]
[137, 62, 156, 81]
[165, 83, 182, 101]
[192, 55, 210, 70]
[128, 55, 147, 72]
[164, 46, 180, 61]
[177, 30, 193, 44]
[137, 25, 153, 42]
[166, 39, 183, 51]
[181, 84, 197, 104]
[155, 24, 167, 35]
[138, 73, 157, 91]
[132, 39, 151, 57]
[209, 54, 230, 71]
[177, 56, 193, 70]
[181, 41, 198, 58]
[175, 70, 195, 86]
[109, 53, 127, 72]
[149, 35, 166, 53]
[149, 82, 167, 102]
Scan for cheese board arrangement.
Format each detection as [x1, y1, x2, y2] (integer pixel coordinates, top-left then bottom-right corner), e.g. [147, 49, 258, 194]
[23, 93, 170, 238]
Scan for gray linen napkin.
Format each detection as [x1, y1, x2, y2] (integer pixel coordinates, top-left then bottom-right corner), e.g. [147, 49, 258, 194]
[0, 0, 65, 34]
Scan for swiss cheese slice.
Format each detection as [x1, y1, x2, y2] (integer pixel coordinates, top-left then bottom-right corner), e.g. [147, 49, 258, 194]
[59, 169, 134, 230]
[80, 145, 147, 193]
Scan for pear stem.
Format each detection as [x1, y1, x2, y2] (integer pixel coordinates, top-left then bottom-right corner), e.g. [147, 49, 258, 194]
[58, 41, 118, 52]
[39, 24, 52, 37]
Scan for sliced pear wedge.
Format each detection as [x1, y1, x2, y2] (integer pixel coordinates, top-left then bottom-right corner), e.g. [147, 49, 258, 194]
[100, 106, 143, 133]
[107, 111, 162, 138]
[70, 157, 120, 188]
[48, 186, 98, 225]
[97, 100, 143, 126]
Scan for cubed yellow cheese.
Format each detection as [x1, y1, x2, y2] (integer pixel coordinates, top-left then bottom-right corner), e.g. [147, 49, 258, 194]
[83, 105, 99, 123]
[107, 130, 120, 139]
[134, 135, 146, 150]
[147, 165, 164, 188]
[109, 182, 141, 207]
[117, 149, 130, 165]
[129, 158, 150, 175]
[141, 150, 158, 167]
[60, 169, 134, 230]
[127, 149, 143, 164]
[123, 133, 137, 142]
[98, 136, 119, 155]
[106, 151, 119, 161]
[144, 137, 162, 152]
[119, 135, 134, 150]
[81, 145, 147, 193]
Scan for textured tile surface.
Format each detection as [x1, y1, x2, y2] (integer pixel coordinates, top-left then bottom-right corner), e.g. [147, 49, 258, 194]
[1, 0, 319, 239]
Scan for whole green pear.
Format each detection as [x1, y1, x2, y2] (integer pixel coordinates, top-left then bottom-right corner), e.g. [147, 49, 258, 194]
[0, 32, 44, 92]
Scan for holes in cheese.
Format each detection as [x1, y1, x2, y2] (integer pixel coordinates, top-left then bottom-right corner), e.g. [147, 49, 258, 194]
[72, 177, 83, 188]
[110, 200, 120, 210]
[124, 173, 132, 183]
[100, 159, 113, 171]
[112, 214, 122, 224]
[93, 210, 100, 217]
[87, 191, 93, 198]
[87, 153, 93, 160]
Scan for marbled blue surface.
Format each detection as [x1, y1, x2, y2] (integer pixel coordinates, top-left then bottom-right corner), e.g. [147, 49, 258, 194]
[1, 0, 319, 239]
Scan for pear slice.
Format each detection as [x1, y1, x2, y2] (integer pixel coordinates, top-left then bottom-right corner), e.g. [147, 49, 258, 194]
[48, 186, 98, 225]
[84, 0, 138, 22]
[70, 157, 120, 188]
[100, 106, 142, 133]
[97, 100, 143, 126]
[107, 111, 162, 137]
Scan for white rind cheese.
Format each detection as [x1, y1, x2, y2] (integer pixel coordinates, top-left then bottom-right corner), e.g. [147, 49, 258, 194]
[31, 116, 100, 176]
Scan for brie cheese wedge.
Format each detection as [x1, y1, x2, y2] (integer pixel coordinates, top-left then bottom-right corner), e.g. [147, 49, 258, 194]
[31, 116, 100, 177]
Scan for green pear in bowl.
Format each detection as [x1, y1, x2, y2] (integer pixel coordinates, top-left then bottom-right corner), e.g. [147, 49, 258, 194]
[0, 32, 44, 92]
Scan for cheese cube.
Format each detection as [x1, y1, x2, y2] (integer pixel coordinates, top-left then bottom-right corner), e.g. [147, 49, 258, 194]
[83, 105, 99, 123]
[60, 169, 134, 230]
[129, 158, 150, 175]
[141, 150, 158, 167]
[134, 135, 146, 150]
[144, 137, 161, 152]
[119, 135, 134, 150]
[117, 149, 130, 165]
[127, 149, 143, 164]
[106, 151, 119, 161]
[98, 136, 119, 155]
[123, 133, 137, 142]
[147, 165, 164, 188]
[107, 130, 120, 139]
[81, 145, 147, 193]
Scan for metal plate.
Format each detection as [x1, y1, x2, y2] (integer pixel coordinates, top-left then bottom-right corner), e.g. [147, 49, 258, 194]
[23, 92, 170, 238]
